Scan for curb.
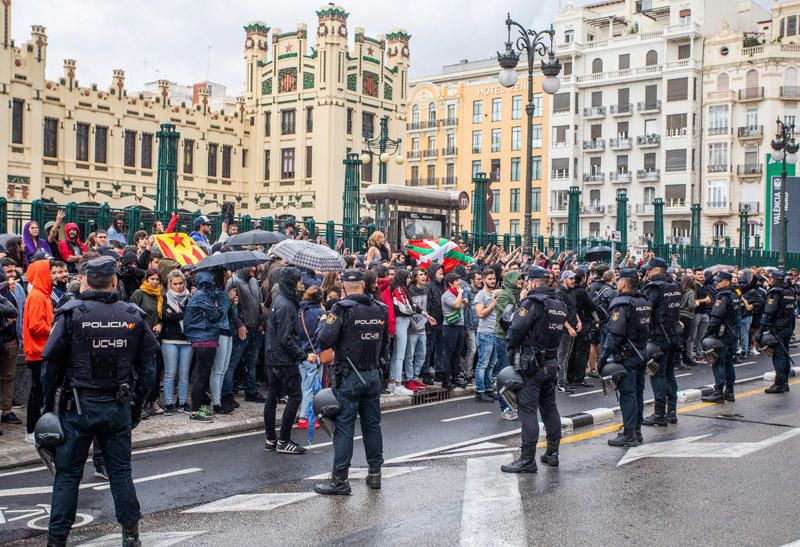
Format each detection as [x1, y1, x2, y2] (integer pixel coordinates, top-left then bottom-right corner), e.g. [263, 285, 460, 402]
[764, 367, 800, 382]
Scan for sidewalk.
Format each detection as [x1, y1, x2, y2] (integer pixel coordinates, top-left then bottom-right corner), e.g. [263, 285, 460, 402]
[0, 386, 475, 470]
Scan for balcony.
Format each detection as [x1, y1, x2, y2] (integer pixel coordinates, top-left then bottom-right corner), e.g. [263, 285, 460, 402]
[419, 177, 438, 186]
[666, 127, 689, 138]
[636, 169, 660, 181]
[549, 204, 568, 216]
[610, 103, 633, 116]
[609, 171, 632, 183]
[441, 176, 457, 186]
[637, 100, 662, 113]
[442, 146, 457, 156]
[407, 178, 420, 186]
[781, 86, 800, 99]
[705, 201, 731, 215]
[635, 204, 654, 215]
[707, 164, 729, 173]
[637, 134, 661, 147]
[581, 204, 606, 216]
[666, 235, 692, 245]
[708, 126, 730, 136]
[423, 148, 439, 158]
[740, 201, 760, 214]
[407, 150, 421, 159]
[551, 170, 572, 182]
[737, 163, 763, 177]
[582, 173, 606, 184]
[407, 120, 439, 130]
[583, 138, 605, 151]
[738, 87, 764, 101]
[609, 137, 633, 150]
[706, 90, 736, 102]
[737, 126, 763, 139]
[664, 200, 689, 213]
[583, 106, 606, 118]
[443, 117, 458, 127]
[552, 140, 572, 149]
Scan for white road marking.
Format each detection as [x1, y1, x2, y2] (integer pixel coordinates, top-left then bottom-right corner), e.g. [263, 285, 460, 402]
[183, 492, 317, 513]
[447, 442, 508, 453]
[675, 373, 693, 378]
[77, 531, 206, 547]
[570, 389, 603, 397]
[385, 429, 521, 464]
[0, 466, 47, 478]
[402, 448, 519, 464]
[91, 468, 201, 491]
[441, 411, 492, 423]
[308, 435, 362, 450]
[734, 361, 756, 368]
[305, 466, 425, 480]
[459, 454, 525, 546]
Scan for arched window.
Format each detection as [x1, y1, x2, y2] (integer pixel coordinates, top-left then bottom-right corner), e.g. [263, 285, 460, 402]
[645, 50, 658, 66]
[427, 103, 436, 123]
[589, 189, 601, 205]
[746, 69, 759, 90]
[411, 104, 419, 124]
[713, 220, 727, 239]
[592, 58, 603, 73]
[785, 67, 798, 87]
[717, 73, 729, 91]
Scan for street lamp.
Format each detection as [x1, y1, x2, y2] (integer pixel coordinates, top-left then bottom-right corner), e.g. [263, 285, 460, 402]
[363, 115, 404, 231]
[497, 13, 560, 254]
[770, 118, 799, 269]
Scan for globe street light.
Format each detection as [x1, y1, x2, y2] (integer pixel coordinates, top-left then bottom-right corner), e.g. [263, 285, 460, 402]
[363, 115, 403, 231]
[770, 118, 800, 269]
[497, 13, 561, 254]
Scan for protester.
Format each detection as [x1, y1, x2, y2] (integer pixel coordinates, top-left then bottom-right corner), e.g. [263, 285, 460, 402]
[297, 286, 324, 428]
[160, 270, 192, 414]
[22, 258, 53, 442]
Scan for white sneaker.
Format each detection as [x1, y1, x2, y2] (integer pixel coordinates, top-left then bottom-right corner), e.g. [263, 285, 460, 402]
[501, 408, 518, 421]
[750, 347, 760, 356]
[24, 432, 35, 444]
[394, 384, 414, 396]
[387, 382, 396, 394]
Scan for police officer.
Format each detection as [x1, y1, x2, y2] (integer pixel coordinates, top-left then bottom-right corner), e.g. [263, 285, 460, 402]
[641, 257, 682, 426]
[314, 269, 389, 495]
[502, 267, 567, 473]
[702, 270, 741, 403]
[597, 269, 651, 447]
[40, 256, 159, 547]
[760, 270, 796, 394]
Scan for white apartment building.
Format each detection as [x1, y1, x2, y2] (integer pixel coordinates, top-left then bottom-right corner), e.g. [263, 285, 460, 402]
[551, 0, 735, 246]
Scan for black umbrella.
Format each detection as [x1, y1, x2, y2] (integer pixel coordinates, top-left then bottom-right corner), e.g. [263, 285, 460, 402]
[193, 250, 270, 272]
[0, 234, 17, 246]
[227, 229, 287, 248]
[584, 245, 612, 262]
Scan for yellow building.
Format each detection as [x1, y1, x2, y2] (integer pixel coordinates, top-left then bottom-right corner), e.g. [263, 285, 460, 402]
[406, 59, 549, 237]
[0, 2, 409, 221]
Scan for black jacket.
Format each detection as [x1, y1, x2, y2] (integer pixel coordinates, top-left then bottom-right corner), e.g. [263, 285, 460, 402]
[425, 264, 444, 324]
[264, 267, 306, 367]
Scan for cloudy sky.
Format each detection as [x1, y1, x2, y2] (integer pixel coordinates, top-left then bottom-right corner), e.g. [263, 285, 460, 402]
[11, 0, 556, 95]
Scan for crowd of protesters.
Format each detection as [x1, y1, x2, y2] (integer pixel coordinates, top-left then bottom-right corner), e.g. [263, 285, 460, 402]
[0, 210, 797, 456]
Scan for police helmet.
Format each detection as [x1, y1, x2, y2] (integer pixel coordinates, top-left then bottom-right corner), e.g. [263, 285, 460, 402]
[34, 412, 64, 476]
[313, 388, 341, 438]
[601, 359, 627, 396]
[496, 367, 524, 412]
[645, 341, 663, 377]
[757, 331, 778, 358]
[701, 337, 724, 367]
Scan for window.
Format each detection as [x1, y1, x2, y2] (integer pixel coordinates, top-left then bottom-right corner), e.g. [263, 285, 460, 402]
[532, 93, 543, 116]
[708, 104, 729, 132]
[616, 155, 629, 173]
[411, 137, 419, 151]
[590, 156, 602, 174]
[666, 113, 687, 137]
[222, 145, 232, 178]
[510, 188, 520, 212]
[665, 184, 685, 206]
[242, 149, 248, 168]
[708, 142, 728, 168]
[617, 88, 630, 109]
[744, 144, 759, 166]
[553, 125, 568, 145]
[362, 112, 375, 138]
[306, 146, 313, 178]
[491, 128, 501, 152]
[643, 152, 656, 171]
[590, 124, 602, 140]
[619, 54, 630, 70]
[264, 112, 271, 136]
[532, 219, 541, 237]
[427, 136, 436, 152]
[410, 165, 419, 185]
[552, 157, 569, 179]
[490, 158, 501, 180]
[346, 108, 353, 134]
[713, 221, 727, 239]
[745, 69, 759, 91]
[472, 130, 482, 153]
[552, 93, 570, 113]
[472, 100, 483, 123]
[785, 67, 798, 88]
[411, 104, 419, 124]
[263, 149, 270, 179]
[589, 223, 600, 237]
[141, 133, 153, 170]
[532, 188, 541, 212]
[746, 107, 759, 129]
[564, 29, 574, 43]
[667, 77, 688, 101]
[445, 162, 455, 183]
[95, 126, 107, 164]
[789, 15, 798, 37]
[11, 99, 23, 144]
[563, 61, 572, 76]
[665, 149, 687, 172]
[428, 103, 436, 123]
[184, 140, 194, 174]
[532, 156, 542, 179]
[510, 158, 521, 181]
[361, 152, 373, 182]
[208, 143, 218, 177]
[646, 50, 658, 66]
[446, 133, 455, 149]
[491, 189, 500, 213]
[552, 190, 568, 210]
[531, 125, 542, 148]
[446, 103, 456, 121]
[592, 58, 603, 73]
[512, 96, 522, 120]
[493, 221, 500, 234]
[492, 98, 502, 122]
[643, 186, 656, 204]
[306, 107, 313, 133]
[617, 121, 629, 138]
[510, 220, 520, 236]
[75, 123, 90, 162]
[591, 91, 602, 107]
[281, 109, 296, 134]
[511, 127, 521, 151]
[678, 44, 690, 60]
[471, 160, 482, 177]
[124, 130, 136, 167]
[43, 118, 58, 158]
[589, 189, 601, 206]
[281, 148, 295, 179]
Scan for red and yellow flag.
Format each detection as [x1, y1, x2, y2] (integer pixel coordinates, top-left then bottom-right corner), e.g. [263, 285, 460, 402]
[153, 233, 206, 266]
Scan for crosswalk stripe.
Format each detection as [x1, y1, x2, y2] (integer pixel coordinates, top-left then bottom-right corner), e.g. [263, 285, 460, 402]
[182, 493, 316, 513]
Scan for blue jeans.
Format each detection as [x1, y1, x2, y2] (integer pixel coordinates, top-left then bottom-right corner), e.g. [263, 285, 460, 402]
[210, 335, 233, 406]
[405, 330, 426, 380]
[299, 360, 321, 419]
[391, 316, 411, 383]
[161, 343, 193, 406]
[494, 335, 509, 411]
[475, 332, 497, 393]
[223, 329, 263, 398]
[739, 315, 753, 354]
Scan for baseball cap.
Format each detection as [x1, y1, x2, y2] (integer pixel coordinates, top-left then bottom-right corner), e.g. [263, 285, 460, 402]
[560, 270, 576, 282]
[193, 215, 211, 230]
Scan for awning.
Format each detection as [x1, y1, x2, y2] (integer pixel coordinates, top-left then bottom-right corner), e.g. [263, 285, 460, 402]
[365, 184, 469, 210]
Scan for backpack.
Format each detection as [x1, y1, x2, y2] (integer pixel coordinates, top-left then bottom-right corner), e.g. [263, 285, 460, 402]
[591, 285, 613, 318]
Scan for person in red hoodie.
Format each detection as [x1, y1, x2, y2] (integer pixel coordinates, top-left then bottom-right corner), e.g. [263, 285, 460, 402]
[57, 223, 86, 274]
[375, 264, 396, 337]
[23, 258, 54, 442]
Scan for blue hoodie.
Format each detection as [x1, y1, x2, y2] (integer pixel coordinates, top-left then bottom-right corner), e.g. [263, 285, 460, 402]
[183, 271, 224, 343]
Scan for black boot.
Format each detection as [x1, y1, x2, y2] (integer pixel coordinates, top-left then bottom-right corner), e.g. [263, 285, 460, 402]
[501, 449, 538, 473]
[666, 405, 678, 424]
[607, 428, 639, 447]
[701, 390, 725, 403]
[122, 522, 141, 547]
[784, 380, 791, 392]
[635, 426, 643, 443]
[539, 440, 560, 467]
[765, 382, 786, 394]
[314, 470, 351, 495]
[366, 467, 381, 489]
[723, 388, 735, 402]
[47, 535, 68, 547]
[642, 407, 668, 427]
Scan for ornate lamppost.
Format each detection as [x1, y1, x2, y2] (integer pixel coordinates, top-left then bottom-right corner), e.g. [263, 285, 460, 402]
[360, 116, 404, 231]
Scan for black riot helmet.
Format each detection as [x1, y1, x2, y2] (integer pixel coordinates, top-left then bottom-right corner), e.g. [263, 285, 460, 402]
[757, 331, 779, 358]
[645, 341, 663, 377]
[497, 367, 524, 412]
[701, 337, 724, 366]
[313, 388, 341, 438]
[34, 411, 64, 476]
[600, 358, 627, 396]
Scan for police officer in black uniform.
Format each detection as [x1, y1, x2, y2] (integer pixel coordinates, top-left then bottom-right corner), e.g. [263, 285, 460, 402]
[41, 256, 159, 547]
[760, 270, 797, 394]
[502, 267, 567, 473]
[702, 270, 741, 403]
[314, 269, 389, 495]
[597, 268, 652, 447]
[641, 257, 682, 426]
